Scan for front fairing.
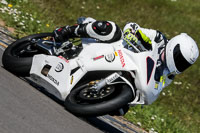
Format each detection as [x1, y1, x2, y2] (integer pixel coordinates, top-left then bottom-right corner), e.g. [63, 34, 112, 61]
[78, 40, 138, 72]
[30, 55, 73, 100]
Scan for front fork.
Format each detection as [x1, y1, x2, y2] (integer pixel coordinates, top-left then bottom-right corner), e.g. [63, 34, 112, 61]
[89, 71, 136, 104]
[91, 72, 130, 93]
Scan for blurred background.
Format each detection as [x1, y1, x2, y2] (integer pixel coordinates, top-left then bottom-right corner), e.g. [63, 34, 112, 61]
[0, 0, 200, 132]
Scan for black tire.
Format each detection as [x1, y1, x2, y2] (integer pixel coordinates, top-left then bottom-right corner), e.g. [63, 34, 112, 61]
[2, 33, 53, 76]
[65, 84, 134, 116]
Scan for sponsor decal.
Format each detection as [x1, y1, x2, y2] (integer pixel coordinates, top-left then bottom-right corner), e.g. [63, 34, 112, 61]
[98, 22, 103, 27]
[41, 65, 60, 86]
[114, 51, 118, 56]
[153, 75, 166, 95]
[154, 82, 159, 90]
[70, 76, 74, 84]
[106, 73, 119, 83]
[55, 62, 64, 72]
[105, 53, 115, 63]
[118, 50, 125, 67]
[47, 74, 59, 86]
[93, 55, 104, 61]
[58, 56, 69, 63]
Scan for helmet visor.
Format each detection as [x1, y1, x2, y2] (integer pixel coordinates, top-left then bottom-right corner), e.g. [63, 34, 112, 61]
[173, 44, 191, 72]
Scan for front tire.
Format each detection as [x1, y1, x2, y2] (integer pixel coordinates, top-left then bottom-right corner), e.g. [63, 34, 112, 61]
[65, 83, 133, 116]
[2, 33, 53, 76]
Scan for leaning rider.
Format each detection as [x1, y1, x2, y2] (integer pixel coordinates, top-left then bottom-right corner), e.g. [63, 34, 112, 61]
[53, 17, 199, 115]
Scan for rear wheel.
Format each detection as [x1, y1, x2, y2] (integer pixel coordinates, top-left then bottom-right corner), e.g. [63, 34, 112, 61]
[2, 33, 53, 76]
[65, 83, 133, 116]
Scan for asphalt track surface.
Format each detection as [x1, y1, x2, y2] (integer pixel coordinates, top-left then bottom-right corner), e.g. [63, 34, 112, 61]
[0, 49, 104, 133]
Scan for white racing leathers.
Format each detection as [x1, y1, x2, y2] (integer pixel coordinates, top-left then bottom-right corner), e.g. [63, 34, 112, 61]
[123, 22, 173, 104]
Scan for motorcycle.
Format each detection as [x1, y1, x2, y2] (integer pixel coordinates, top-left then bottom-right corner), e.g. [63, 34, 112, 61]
[2, 31, 160, 116]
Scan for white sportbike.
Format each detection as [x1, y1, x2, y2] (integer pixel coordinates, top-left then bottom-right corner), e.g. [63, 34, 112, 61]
[2, 33, 161, 116]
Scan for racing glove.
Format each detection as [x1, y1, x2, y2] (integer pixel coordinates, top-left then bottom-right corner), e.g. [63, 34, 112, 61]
[124, 28, 152, 52]
[53, 25, 78, 42]
[53, 23, 91, 42]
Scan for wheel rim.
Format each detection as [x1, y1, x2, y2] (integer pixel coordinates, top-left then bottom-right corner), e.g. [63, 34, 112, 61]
[65, 84, 133, 116]
[79, 85, 115, 102]
[12, 41, 38, 57]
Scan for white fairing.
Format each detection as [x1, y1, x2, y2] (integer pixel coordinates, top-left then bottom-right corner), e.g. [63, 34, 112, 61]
[30, 54, 85, 100]
[30, 39, 161, 105]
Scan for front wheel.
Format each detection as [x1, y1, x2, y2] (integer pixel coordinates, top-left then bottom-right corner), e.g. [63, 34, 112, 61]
[65, 83, 134, 116]
[2, 33, 53, 76]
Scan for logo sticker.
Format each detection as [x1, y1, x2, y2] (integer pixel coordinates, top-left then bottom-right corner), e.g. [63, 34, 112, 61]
[118, 50, 125, 67]
[106, 73, 119, 83]
[58, 56, 69, 63]
[47, 74, 59, 86]
[70, 76, 74, 84]
[98, 22, 103, 27]
[55, 62, 64, 72]
[105, 53, 115, 63]
[93, 55, 104, 61]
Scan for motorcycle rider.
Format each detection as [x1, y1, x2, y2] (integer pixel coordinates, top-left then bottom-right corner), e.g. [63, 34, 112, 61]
[53, 17, 199, 115]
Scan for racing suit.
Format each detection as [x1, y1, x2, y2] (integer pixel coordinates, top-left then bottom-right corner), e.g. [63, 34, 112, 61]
[53, 17, 175, 114]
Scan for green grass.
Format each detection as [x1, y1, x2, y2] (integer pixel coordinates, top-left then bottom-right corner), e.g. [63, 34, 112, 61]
[1, 0, 200, 132]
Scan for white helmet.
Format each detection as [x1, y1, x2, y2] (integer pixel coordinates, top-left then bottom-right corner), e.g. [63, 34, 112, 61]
[165, 33, 199, 74]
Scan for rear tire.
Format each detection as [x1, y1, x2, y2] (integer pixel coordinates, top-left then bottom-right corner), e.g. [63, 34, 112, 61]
[2, 33, 53, 76]
[65, 83, 133, 116]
